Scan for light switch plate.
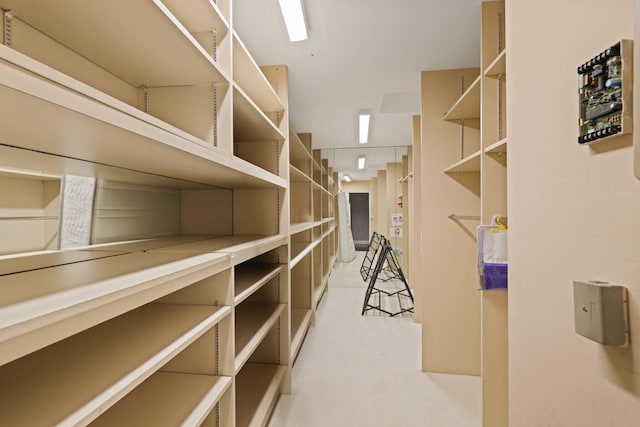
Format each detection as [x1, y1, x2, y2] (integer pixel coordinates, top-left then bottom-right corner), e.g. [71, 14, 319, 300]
[573, 281, 629, 347]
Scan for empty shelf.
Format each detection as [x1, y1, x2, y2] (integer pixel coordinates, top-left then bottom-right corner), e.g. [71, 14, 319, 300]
[235, 363, 286, 427]
[91, 373, 232, 427]
[444, 150, 482, 173]
[0, 303, 231, 426]
[0, 250, 230, 365]
[0, 50, 286, 190]
[485, 138, 508, 154]
[289, 130, 313, 162]
[232, 34, 285, 115]
[234, 264, 283, 305]
[233, 85, 286, 142]
[290, 164, 312, 183]
[290, 222, 315, 235]
[0, 250, 126, 276]
[161, 0, 230, 35]
[0, 0, 228, 86]
[485, 49, 506, 78]
[443, 75, 481, 121]
[291, 308, 312, 361]
[290, 241, 317, 268]
[150, 234, 287, 265]
[83, 234, 221, 253]
[235, 303, 285, 373]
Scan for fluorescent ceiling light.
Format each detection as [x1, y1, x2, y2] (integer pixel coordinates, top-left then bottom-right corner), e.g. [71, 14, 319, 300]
[358, 155, 366, 170]
[359, 113, 370, 143]
[343, 174, 352, 182]
[278, 0, 308, 42]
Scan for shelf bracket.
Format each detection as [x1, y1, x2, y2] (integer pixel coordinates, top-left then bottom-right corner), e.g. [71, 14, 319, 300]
[3, 10, 16, 47]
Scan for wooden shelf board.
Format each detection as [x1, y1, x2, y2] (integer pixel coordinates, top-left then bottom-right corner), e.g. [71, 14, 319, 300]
[291, 308, 312, 361]
[311, 180, 325, 191]
[0, 303, 231, 426]
[289, 129, 313, 161]
[161, 0, 230, 34]
[321, 217, 335, 226]
[290, 159, 312, 178]
[443, 75, 481, 121]
[234, 264, 283, 305]
[82, 234, 221, 253]
[1, 0, 228, 86]
[0, 250, 230, 365]
[484, 138, 508, 154]
[0, 166, 60, 181]
[0, 53, 285, 190]
[0, 45, 214, 150]
[91, 373, 232, 426]
[314, 277, 329, 307]
[289, 164, 311, 183]
[235, 363, 286, 427]
[0, 250, 127, 276]
[234, 303, 285, 373]
[319, 185, 332, 197]
[290, 222, 315, 235]
[233, 84, 286, 142]
[329, 254, 338, 269]
[232, 34, 286, 114]
[322, 226, 336, 239]
[444, 150, 482, 173]
[485, 49, 506, 78]
[150, 234, 287, 266]
[290, 242, 314, 268]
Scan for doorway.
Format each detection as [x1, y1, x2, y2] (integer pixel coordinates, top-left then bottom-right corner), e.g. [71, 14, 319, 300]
[349, 192, 370, 251]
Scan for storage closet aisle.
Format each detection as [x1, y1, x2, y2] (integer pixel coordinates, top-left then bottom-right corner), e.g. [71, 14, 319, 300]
[267, 252, 481, 427]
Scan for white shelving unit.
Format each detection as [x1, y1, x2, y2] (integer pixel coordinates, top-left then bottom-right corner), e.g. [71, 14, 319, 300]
[0, 0, 294, 425]
[427, 2, 508, 426]
[0, 303, 231, 426]
[287, 131, 337, 361]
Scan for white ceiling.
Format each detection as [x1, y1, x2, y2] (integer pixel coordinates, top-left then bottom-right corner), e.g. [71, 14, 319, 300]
[234, 0, 483, 180]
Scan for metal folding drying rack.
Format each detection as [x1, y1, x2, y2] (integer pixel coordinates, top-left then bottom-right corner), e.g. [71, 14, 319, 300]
[360, 232, 414, 317]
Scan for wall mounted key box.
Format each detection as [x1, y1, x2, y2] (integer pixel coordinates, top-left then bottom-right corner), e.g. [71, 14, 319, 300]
[578, 40, 633, 144]
[573, 281, 629, 347]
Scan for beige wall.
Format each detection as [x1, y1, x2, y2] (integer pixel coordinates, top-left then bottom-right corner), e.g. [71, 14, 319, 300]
[341, 181, 372, 194]
[508, 0, 640, 425]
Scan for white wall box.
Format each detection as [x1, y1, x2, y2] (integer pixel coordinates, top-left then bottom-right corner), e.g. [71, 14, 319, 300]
[0, 0, 316, 425]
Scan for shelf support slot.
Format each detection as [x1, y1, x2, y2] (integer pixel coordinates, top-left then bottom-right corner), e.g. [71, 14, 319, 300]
[212, 83, 218, 147]
[460, 119, 465, 160]
[3, 10, 16, 47]
[212, 28, 218, 62]
[498, 73, 503, 141]
[142, 86, 149, 113]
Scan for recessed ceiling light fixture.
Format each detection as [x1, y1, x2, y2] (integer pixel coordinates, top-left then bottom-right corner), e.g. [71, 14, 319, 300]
[278, 0, 308, 42]
[343, 174, 352, 182]
[359, 112, 370, 144]
[358, 155, 366, 170]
